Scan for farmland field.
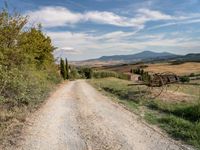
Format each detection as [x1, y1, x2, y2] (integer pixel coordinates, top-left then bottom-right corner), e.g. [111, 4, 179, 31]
[102, 62, 200, 76]
[144, 62, 200, 75]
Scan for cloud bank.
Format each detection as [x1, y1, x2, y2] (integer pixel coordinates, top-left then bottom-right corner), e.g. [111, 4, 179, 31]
[26, 6, 173, 29]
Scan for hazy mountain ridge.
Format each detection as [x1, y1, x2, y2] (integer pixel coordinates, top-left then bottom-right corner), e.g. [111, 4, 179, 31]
[178, 53, 200, 62]
[72, 51, 200, 66]
[98, 51, 179, 61]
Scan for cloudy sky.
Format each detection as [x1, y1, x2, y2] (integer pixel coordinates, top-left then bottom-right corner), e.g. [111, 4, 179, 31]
[2, 0, 200, 60]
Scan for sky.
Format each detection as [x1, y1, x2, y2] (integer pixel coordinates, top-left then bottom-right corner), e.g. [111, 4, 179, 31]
[1, 0, 200, 60]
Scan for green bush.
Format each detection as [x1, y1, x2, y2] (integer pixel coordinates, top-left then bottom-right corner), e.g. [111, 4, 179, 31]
[0, 8, 62, 146]
[69, 66, 80, 80]
[180, 76, 190, 83]
[93, 70, 129, 80]
[77, 67, 93, 79]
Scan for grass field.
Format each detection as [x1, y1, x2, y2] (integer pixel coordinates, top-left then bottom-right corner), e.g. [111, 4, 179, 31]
[89, 78, 200, 149]
[144, 62, 200, 75]
[102, 62, 200, 76]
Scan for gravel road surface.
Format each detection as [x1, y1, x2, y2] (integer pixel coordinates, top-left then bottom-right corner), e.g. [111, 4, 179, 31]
[15, 80, 192, 150]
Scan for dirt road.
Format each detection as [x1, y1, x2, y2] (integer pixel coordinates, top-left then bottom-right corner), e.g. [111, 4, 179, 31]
[16, 80, 191, 150]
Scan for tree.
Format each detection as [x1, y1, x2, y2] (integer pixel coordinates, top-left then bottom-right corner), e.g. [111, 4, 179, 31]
[0, 9, 27, 69]
[19, 27, 55, 69]
[60, 58, 66, 79]
[83, 68, 93, 79]
[0, 7, 61, 102]
[180, 76, 190, 83]
[65, 58, 69, 79]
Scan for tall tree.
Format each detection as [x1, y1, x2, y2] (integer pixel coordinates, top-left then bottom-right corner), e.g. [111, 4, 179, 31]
[19, 27, 55, 69]
[60, 58, 66, 79]
[0, 9, 27, 69]
[65, 58, 69, 79]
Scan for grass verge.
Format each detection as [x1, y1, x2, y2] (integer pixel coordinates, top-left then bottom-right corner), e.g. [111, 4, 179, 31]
[89, 77, 200, 149]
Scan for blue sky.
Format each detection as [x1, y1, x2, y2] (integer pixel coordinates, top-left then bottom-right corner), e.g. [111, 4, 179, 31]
[1, 0, 200, 60]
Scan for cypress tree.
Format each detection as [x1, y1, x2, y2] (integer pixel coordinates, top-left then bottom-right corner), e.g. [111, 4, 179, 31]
[60, 58, 66, 79]
[65, 58, 69, 79]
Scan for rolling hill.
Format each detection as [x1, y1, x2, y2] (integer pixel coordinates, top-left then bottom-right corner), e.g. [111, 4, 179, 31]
[98, 51, 179, 62]
[72, 51, 200, 66]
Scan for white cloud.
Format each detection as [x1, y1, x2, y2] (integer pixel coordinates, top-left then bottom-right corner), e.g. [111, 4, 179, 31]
[149, 18, 200, 30]
[85, 11, 136, 27]
[53, 47, 81, 59]
[26, 6, 173, 29]
[47, 30, 200, 60]
[26, 7, 82, 27]
[137, 8, 172, 20]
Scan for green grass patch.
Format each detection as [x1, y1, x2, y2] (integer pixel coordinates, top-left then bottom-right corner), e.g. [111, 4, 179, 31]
[158, 115, 200, 148]
[144, 112, 159, 124]
[146, 100, 200, 122]
[89, 77, 200, 149]
[89, 78, 139, 111]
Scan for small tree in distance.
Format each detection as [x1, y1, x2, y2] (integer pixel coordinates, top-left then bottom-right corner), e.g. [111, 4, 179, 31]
[60, 58, 66, 79]
[65, 58, 69, 79]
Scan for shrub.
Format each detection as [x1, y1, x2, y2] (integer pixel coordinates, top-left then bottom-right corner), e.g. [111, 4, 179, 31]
[69, 66, 80, 79]
[93, 70, 129, 80]
[0, 8, 62, 146]
[189, 73, 195, 77]
[180, 76, 190, 83]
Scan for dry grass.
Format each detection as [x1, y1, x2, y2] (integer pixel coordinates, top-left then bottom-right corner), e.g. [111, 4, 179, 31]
[144, 62, 200, 75]
[101, 62, 200, 76]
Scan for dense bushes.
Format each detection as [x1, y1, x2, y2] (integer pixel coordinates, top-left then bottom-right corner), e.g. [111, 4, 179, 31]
[0, 8, 61, 146]
[93, 70, 118, 78]
[69, 66, 80, 79]
[179, 76, 190, 83]
[0, 9, 61, 105]
[130, 67, 150, 82]
[93, 70, 130, 80]
[80, 67, 93, 79]
[60, 66, 129, 80]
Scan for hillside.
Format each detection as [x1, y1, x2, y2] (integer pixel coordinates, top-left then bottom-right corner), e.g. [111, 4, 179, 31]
[98, 51, 178, 62]
[177, 53, 200, 62]
[72, 51, 200, 67]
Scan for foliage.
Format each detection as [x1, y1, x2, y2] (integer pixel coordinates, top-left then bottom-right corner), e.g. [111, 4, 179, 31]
[89, 78, 200, 148]
[69, 66, 80, 80]
[0, 8, 61, 146]
[131, 68, 145, 75]
[65, 58, 69, 79]
[131, 68, 150, 83]
[77, 67, 93, 79]
[141, 72, 151, 83]
[60, 58, 67, 79]
[93, 70, 130, 80]
[180, 76, 190, 83]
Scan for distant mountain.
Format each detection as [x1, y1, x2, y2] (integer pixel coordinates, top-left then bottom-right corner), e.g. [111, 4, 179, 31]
[177, 53, 200, 62]
[98, 51, 179, 62]
[72, 51, 199, 67]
